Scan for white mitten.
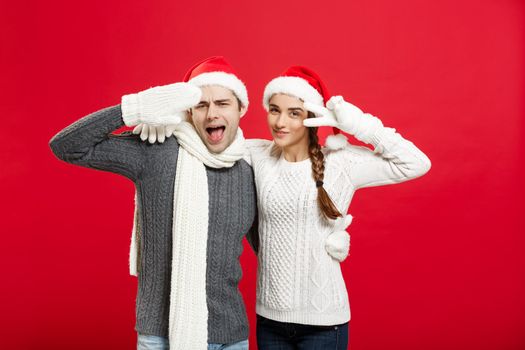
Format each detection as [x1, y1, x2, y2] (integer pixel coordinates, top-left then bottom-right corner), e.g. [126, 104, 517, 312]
[304, 96, 382, 144]
[325, 214, 353, 262]
[121, 82, 201, 126]
[132, 123, 180, 144]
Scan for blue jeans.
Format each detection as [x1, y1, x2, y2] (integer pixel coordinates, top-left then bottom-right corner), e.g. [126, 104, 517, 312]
[256, 315, 349, 350]
[137, 334, 248, 350]
[208, 339, 249, 350]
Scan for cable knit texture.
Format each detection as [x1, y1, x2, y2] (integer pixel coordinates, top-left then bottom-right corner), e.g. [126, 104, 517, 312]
[49, 105, 257, 345]
[245, 117, 430, 326]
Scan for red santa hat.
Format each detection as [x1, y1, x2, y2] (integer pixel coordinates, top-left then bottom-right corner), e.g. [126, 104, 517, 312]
[263, 65, 330, 112]
[183, 56, 249, 109]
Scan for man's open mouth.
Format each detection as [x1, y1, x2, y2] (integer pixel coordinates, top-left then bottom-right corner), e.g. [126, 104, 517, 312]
[206, 126, 226, 143]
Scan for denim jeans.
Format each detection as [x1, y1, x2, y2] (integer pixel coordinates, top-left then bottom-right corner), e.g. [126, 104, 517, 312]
[208, 339, 249, 350]
[256, 315, 349, 350]
[137, 334, 169, 350]
[137, 334, 248, 350]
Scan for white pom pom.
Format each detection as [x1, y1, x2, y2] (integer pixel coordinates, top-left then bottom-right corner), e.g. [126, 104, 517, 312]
[325, 134, 348, 150]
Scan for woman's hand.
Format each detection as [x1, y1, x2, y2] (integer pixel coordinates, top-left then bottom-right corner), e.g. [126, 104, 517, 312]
[303, 96, 363, 132]
[304, 96, 381, 144]
[132, 124, 179, 144]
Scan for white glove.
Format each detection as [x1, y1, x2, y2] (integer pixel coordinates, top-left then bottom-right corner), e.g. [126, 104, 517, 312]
[325, 214, 353, 262]
[303, 96, 382, 144]
[132, 124, 179, 144]
[121, 82, 201, 127]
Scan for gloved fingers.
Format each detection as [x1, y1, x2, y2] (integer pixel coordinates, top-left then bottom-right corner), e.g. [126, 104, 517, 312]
[133, 124, 144, 135]
[165, 124, 177, 138]
[139, 123, 149, 141]
[343, 214, 353, 228]
[332, 214, 353, 238]
[156, 126, 166, 143]
[303, 102, 332, 118]
[328, 96, 364, 116]
[326, 96, 345, 110]
[148, 124, 157, 144]
[303, 116, 337, 128]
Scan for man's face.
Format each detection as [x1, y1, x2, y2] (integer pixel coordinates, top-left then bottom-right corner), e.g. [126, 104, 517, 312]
[188, 85, 246, 153]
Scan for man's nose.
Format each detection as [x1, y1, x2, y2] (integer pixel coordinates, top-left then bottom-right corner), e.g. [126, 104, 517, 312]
[206, 104, 219, 120]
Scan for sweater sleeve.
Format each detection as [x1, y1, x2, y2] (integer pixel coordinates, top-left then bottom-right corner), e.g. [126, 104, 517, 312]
[49, 104, 146, 181]
[245, 212, 259, 255]
[334, 122, 431, 190]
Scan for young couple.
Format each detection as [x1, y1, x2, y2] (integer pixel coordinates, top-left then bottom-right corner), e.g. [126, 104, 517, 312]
[50, 56, 431, 350]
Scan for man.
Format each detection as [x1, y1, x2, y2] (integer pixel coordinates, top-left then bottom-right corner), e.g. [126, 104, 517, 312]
[50, 56, 257, 350]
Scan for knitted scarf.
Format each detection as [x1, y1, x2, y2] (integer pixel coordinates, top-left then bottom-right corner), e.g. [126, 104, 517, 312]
[129, 121, 245, 349]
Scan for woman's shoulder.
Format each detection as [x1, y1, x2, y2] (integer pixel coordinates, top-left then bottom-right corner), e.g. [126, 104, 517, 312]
[243, 138, 275, 165]
[245, 138, 273, 151]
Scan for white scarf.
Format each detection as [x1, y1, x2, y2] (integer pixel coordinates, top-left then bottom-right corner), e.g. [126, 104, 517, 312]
[129, 121, 245, 349]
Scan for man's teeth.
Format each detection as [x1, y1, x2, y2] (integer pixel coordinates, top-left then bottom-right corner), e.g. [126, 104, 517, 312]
[206, 126, 225, 133]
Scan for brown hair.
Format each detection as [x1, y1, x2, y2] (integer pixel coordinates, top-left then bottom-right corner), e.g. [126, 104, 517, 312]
[307, 112, 343, 220]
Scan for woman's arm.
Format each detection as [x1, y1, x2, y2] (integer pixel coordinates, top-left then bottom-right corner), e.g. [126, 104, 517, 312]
[334, 123, 431, 190]
[306, 96, 431, 190]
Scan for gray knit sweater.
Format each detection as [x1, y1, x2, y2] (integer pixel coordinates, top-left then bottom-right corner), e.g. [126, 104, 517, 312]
[49, 105, 258, 343]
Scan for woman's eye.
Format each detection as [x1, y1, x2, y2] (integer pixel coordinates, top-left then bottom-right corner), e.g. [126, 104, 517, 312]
[269, 108, 279, 114]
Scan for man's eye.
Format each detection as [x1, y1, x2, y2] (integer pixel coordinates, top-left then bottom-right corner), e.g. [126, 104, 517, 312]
[196, 105, 207, 109]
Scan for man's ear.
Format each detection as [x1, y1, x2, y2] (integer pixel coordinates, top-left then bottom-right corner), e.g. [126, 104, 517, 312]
[240, 106, 247, 118]
[186, 109, 193, 123]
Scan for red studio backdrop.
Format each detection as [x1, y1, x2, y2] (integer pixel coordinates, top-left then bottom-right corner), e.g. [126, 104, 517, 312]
[1, 0, 524, 349]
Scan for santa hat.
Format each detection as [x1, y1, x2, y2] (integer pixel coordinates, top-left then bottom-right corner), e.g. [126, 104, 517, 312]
[263, 65, 330, 112]
[263, 65, 342, 142]
[183, 56, 249, 109]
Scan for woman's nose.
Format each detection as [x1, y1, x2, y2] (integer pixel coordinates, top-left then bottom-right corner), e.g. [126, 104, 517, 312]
[275, 114, 286, 128]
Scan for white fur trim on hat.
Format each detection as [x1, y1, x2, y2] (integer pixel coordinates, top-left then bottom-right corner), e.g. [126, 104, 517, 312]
[188, 71, 249, 108]
[263, 76, 324, 110]
[325, 134, 348, 150]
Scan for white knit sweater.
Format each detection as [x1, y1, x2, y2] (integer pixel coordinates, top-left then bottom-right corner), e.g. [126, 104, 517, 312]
[245, 123, 431, 326]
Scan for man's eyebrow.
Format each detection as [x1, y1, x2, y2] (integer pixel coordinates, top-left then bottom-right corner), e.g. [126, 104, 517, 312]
[213, 98, 233, 104]
[197, 100, 210, 105]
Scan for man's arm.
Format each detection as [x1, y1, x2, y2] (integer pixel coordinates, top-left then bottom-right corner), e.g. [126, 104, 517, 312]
[49, 105, 146, 181]
[245, 213, 259, 255]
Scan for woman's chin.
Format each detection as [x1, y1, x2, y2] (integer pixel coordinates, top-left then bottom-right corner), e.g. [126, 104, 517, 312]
[272, 138, 288, 148]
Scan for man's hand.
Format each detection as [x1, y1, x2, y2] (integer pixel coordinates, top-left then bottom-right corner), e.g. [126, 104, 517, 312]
[325, 214, 353, 262]
[121, 82, 201, 127]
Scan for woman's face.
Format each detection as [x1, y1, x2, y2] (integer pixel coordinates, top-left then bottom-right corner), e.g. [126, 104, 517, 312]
[267, 93, 310, 150]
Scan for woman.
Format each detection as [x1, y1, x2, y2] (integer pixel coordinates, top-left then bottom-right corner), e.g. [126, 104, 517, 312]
[245, 66, 431, 349]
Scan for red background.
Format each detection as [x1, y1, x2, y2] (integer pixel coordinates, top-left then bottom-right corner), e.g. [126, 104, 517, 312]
[1, 0, 524, 349]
